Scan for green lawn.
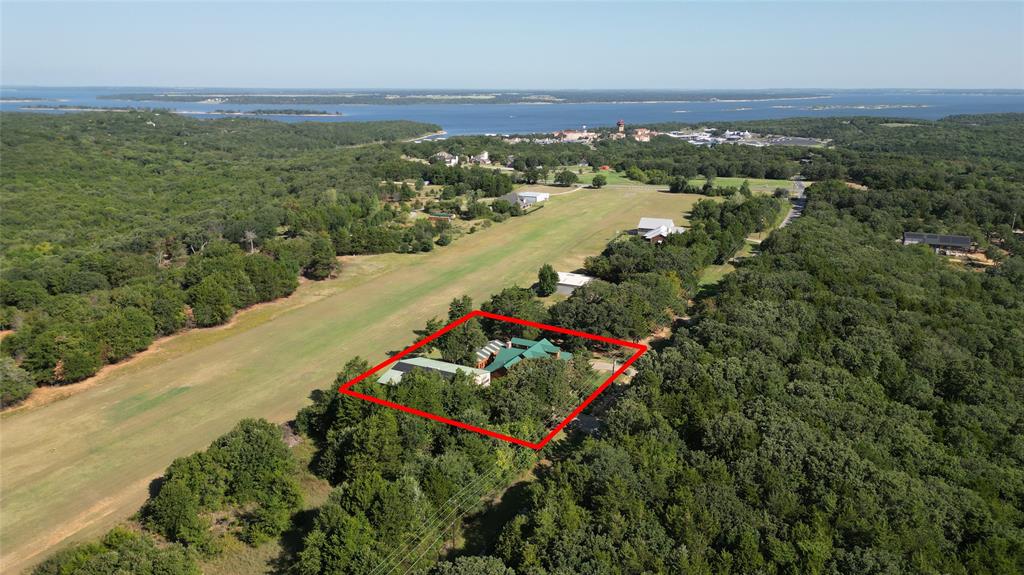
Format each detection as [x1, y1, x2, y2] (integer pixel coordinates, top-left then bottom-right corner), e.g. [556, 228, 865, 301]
[0, 184, 704, 573]
[688, 176, 796, 194]
[559, 170, 796, 195]
[698, 241, 757, 287]
[573, 169, 634, 186]
[698, 263, 735, 287]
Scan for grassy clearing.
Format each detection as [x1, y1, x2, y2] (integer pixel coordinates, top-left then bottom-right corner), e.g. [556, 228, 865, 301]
[566, 171, 796, 195]
[688, 176, 795, 194]
[574, 169, 634, 186]
[698, 242, 756, 287]
[698, 263, 736, 287]
[0, 184, 703, 573]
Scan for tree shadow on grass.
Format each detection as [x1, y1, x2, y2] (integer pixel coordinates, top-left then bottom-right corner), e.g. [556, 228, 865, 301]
[147, 475, 165, 499]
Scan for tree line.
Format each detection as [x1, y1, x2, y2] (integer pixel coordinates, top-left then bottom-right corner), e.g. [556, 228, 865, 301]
[1, 113, 445, 405]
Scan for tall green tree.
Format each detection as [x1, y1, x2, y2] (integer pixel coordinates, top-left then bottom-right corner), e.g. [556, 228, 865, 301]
[304, 235, 338, 280]
[554, 170, 579, 186]
[187, 275, 234, 327]
[536, 264, 558, 297]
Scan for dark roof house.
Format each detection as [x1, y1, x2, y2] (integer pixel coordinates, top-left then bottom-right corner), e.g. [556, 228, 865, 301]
[902, 232, 973, 251]
[377, 356, 491, 387]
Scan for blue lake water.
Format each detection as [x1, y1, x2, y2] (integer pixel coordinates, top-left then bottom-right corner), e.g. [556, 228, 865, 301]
[2, 87, 1023, 135]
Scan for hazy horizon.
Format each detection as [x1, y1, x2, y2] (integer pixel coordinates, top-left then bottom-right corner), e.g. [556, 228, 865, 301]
[3, 1, 1022, 90]
[4, 86, 1022, 92]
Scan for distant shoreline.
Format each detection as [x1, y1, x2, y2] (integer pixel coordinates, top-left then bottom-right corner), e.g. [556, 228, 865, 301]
[95, 91, 837, 106]
[19, 105, 344, 117]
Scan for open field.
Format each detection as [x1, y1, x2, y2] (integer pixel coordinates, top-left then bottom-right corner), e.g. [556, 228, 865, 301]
[698, 241, 756, 288]
[573, 169, 634, 186]
[687, 176, 796, 193]
[0, 185, 702, 573]
[571, 170, 797, 194]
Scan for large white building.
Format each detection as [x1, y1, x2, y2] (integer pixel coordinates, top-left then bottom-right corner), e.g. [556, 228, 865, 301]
[636, 217, 687, 243]
[503, 191, 550, 209]
[556, 272, 595, 295]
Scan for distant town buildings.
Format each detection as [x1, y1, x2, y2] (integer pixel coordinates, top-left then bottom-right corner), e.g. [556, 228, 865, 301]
[554, 127, 598, 143]
[610, 120, 627, 140]
[431, 151, 459, 166]
[633, 128, 656, 142]
[664, 128, 827, 147]
[496, 122, 827, 147]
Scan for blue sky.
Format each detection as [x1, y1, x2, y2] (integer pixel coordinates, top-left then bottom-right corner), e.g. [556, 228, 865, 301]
[2, 1, 1022, 89]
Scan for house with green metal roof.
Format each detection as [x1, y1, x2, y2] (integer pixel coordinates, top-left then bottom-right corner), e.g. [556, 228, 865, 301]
[482, 337, 572, 374]
[378, 356, 491, 386]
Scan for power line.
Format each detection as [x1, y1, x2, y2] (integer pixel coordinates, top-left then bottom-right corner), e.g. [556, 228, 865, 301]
[369, 464, 506, 575]
[384, 467, 508, 575]
[369, 466, 499, 575]
[387, 471, 507, 575]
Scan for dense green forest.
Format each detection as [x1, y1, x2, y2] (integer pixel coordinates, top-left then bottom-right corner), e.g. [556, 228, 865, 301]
[19, 113, 1024, 574]
[494, 207, 1023, 574]
[0, 113, 525, 403]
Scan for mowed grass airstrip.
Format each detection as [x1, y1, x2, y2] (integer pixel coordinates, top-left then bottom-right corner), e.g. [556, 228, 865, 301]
[0, 183, 710, 572]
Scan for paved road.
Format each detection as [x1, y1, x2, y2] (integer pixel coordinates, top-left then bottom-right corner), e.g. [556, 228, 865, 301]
[780, 181, 807, 229]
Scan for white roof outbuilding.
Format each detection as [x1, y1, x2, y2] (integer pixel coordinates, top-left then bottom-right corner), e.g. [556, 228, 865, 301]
[557, 272, 595, 288]
[637, 217, 676, 231]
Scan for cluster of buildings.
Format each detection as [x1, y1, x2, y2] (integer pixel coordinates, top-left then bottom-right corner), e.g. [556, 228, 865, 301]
[665, 128, 756, 146]
[665, 128, 827, 148]
[431, 150, 492, 167]
[553, 126, 599, 143]
[378, 336, 572, 387]
[555, 121, 660, 143]
[425, 121, 825, 152]
[501, 121, 662, 145]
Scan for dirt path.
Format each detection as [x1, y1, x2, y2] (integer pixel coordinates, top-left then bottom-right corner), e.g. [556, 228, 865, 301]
[548, 184, 589, 196]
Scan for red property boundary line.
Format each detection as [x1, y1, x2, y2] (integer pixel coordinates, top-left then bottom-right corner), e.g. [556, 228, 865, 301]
[337, 309, 647, 450]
